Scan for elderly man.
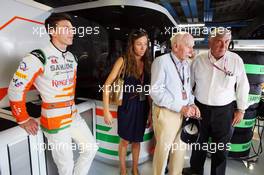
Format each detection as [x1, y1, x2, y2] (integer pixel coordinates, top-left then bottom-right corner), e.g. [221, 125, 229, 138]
[183, 28, 250, 175]
[150, 32, 200, 175]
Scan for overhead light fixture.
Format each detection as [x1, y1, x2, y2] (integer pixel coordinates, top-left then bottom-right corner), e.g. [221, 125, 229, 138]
[114, 27, 121, 31]
[235, 45, 264, 49]
[178, 23, 205, 28]
[194, 38, 205, 41]
[233, 40, 264, 51]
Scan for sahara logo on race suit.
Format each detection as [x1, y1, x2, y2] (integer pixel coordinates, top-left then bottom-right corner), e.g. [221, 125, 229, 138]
[50, 63, 73, 71]
[19, 61, 28, 71]
[47, 56, 58, 64]
[52, 77, 74, 88]
[13, 78, 24, 87]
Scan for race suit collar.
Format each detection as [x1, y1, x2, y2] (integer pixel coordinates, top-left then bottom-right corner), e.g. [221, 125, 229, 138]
[50, 41, 68, 54]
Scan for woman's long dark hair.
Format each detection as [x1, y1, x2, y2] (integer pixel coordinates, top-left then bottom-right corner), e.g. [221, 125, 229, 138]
[125, 29, 151, 79]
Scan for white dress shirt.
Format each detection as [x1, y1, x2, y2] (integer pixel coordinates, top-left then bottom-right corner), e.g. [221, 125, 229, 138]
[150, 52, 194, 112]
[191, 50, 250, 110]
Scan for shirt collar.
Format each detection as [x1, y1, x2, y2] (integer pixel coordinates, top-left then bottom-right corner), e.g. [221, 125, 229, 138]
[208, 50, 227, 63]
[171, 52, 188, 66]
[49, 41, 68, 54]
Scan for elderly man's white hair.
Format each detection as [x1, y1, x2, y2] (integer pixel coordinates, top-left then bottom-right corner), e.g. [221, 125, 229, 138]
[209, 27, 232, 40]
[170, 32, 194, 46]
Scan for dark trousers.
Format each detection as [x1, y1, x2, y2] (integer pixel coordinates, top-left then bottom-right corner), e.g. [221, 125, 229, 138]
[190, 100, 235, 175]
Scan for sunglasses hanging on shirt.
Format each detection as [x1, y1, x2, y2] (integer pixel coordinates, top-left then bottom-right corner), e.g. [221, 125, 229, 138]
[208, 52, 234, 77]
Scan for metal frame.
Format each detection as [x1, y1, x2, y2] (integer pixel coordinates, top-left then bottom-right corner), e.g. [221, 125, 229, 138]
[0, 124, 47, 175]
[0, 99, 96, 175]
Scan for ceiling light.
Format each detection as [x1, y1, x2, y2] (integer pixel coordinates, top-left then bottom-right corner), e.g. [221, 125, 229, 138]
[194, 38, 205, 41]
[178, 23, 205, 28]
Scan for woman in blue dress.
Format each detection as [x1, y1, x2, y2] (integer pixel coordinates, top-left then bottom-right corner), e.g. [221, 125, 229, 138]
[103, 29, 152, 175]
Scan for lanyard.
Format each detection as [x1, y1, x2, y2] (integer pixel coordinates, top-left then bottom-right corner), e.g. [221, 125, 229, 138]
[170, 53, 185, 90]
[208, 52, 233, 76]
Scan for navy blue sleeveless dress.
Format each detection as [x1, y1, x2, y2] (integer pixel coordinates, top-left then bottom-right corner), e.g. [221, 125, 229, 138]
[117, 72, 150, 142]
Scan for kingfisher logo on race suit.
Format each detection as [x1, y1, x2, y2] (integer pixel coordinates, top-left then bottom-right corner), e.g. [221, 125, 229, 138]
[52, 78, 74, 88]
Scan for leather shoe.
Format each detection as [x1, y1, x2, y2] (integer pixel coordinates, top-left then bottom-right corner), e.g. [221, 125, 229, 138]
[182, 167, 202, 175]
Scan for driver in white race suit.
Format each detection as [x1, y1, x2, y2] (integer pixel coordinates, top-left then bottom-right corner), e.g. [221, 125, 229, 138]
[8, 13, 98, 175]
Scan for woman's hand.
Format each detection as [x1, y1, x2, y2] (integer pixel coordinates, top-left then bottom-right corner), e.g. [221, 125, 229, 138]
[104, 110, 113, 125]
[146, 110, 152, 128]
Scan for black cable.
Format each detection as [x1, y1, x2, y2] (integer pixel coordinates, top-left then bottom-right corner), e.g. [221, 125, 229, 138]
[247, 117, 263, 160]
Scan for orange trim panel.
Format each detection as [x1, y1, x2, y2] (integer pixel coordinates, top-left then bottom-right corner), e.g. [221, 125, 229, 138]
[0, 16, 43, 30]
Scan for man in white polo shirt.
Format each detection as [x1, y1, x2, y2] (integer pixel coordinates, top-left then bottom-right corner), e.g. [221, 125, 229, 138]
[183, 28, 250, 175]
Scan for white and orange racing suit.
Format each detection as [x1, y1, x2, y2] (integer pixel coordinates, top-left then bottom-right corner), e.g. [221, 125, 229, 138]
[8, 42, 98, 175]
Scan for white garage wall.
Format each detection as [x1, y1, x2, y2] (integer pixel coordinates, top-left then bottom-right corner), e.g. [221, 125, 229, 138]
[0, 0, 51, 107]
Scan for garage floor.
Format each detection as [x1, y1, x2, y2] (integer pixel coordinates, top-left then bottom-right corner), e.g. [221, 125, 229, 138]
[88, 140, 264, 175]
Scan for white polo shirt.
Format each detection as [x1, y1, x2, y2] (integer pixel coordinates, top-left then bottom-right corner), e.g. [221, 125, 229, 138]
[191, 50, 249, 110]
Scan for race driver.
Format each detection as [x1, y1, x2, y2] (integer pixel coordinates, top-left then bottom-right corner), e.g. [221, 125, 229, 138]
[8, 13, 98, 175]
